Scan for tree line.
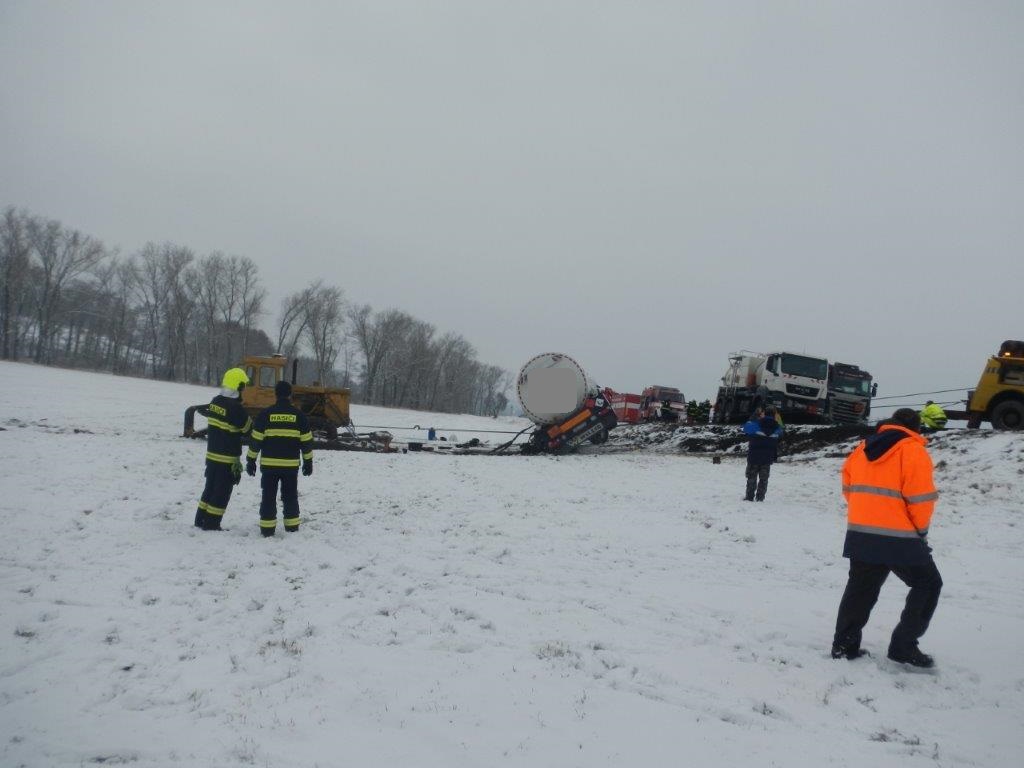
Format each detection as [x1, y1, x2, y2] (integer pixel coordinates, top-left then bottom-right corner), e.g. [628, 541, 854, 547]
[0, 206, 510, 416]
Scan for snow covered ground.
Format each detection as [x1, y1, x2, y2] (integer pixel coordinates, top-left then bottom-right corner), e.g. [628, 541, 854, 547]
[1, 360, 1022, 768]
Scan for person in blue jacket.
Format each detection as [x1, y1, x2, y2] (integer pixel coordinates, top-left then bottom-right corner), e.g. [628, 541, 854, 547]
[743, 406, 783, 501]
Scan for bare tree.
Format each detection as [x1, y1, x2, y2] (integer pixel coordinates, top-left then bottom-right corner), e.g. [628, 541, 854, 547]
[0, 207, 32, 360]
[59, 277, 106, 364]
[130, 245, 166, 376]
[427, 332, 475, 411]
[190, 252, 227, 384]
[128, 243, 194, 377]
[470, 364, 509, 416]
[337, 333, 358, 390]
[182, 252, 263, 378]
[217, 255, 243, 364]
[80, 256, 129, 371]
[304, 284, 345, 385]
[375, 311, 415, 406]
[276, 281, 318, 360]
[236, 256, 265, 357]
[345, 307, 507, 414]
[391, 318, 435, 408]
[348, 303, 375, 399]
[26, 216, 106, 363]
[350, 305, 419, 404]
[105, 259, 139, 374]
[160, 245, 195, 380]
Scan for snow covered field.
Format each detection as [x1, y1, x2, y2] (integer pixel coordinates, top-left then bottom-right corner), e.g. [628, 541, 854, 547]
[1, 361, 1022, 768]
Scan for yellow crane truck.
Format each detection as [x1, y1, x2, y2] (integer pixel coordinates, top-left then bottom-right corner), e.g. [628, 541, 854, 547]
[184, 354, 393, 450]
[947, 340, 1024, 429]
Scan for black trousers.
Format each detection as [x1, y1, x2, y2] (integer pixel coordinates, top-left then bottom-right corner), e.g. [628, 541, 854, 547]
[195, 461, 236, 530]
[260, 469, 300, 535]
[745, 463, 771, 500]
[833, 558, 943, 654]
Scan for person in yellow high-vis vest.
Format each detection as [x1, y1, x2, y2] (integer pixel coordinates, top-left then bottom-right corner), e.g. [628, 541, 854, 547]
[920, 401, 947, 433]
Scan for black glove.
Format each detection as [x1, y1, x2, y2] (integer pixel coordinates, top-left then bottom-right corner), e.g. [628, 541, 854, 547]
[302, 460, 313, 477]
[246, 458, 257, 477]
[231, 458, 243, 485]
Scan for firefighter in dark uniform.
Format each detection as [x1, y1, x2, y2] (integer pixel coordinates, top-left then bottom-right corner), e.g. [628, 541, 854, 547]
[194, 367, 253, 531]
[245, 380, 313, 536]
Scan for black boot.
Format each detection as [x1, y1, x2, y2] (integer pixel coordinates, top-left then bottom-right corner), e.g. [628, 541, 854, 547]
[831, 643, 869, 660]
[887, 647, 934, 668]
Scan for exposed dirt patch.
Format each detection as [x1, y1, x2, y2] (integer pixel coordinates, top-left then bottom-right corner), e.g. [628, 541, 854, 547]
[778, 424, 875, 457]
[607, 422, 876, 458]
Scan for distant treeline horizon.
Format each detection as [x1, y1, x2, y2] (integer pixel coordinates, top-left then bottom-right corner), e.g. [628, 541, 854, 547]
[0, 205, 510, 416]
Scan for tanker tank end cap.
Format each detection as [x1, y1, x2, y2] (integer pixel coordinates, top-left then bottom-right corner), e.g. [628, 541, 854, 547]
[523, 368, 578, 415]
[516, 352, 595, 425]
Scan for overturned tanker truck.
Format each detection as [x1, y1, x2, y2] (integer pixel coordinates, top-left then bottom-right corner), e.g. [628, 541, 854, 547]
[516, 353, 618, 454]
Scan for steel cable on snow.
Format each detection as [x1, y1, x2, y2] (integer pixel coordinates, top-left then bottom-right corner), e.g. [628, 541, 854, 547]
[871, 400, 964, 410]
[353, 424, 529, 435]
[871, 387, 973, 401]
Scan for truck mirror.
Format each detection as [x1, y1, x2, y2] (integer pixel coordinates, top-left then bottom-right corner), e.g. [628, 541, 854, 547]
[871, 383, 878, 397]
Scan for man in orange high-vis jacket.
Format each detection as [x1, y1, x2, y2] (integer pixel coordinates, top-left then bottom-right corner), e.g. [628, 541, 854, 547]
[832, 408, 942, 668]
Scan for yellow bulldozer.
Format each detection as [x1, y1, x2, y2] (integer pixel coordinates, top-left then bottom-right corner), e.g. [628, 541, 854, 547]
[946, 340, 1024, 429]
[183, 354, 393, 450]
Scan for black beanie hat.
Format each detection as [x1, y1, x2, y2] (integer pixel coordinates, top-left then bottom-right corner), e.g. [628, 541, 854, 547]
[275, 380, 293, 400]
[891, 408, 921, 432]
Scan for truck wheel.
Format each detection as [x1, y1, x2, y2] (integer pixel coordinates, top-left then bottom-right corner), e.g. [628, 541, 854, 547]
[990, 400, 1024, 430]
[589, 426, 608, 445]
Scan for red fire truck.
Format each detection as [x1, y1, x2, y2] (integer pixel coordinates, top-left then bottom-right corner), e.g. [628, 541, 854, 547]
[639, 385, 687, 422]
[609, 392, 642, 424]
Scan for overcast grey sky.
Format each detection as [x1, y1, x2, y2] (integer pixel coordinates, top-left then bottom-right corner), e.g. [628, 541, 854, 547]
[2, 0, 1021, 413]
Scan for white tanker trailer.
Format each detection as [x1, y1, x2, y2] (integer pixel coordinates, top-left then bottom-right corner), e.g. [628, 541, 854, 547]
[516, 353, 618, 454]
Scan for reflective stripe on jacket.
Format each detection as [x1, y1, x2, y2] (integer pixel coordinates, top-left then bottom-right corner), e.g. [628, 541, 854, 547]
[841, 424, 938, 565]
[247, 400, 313, 470]
[204, 393, 252, 463]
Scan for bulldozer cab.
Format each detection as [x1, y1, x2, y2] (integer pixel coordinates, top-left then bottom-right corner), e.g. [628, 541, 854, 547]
[241, 355, 286, 413]
[241, 354, 352, 433]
